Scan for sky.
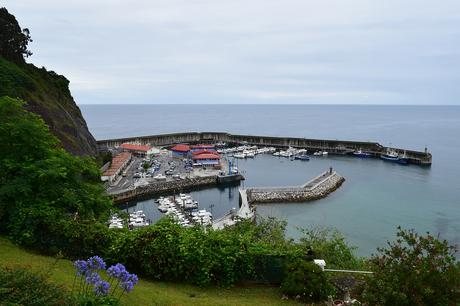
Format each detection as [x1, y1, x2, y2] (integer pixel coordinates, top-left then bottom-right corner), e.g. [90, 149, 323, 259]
[3, 0, 460, 105]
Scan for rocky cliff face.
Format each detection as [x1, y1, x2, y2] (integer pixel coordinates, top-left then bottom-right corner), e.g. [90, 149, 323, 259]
[0, 7, 97, 156]
[0, 57, 98, 156]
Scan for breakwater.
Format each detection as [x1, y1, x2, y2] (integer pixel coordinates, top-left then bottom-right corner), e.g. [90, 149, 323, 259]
[111, 175, 218, 204]
[247, 170, 344, 204]
[97, 132, 432, 166]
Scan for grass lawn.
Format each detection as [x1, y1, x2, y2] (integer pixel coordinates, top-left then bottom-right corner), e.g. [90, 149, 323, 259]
[0, 237, 302, 306]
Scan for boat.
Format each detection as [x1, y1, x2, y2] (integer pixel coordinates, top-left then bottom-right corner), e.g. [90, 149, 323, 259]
[233, 153, 245, 159]
[353, 149, 372, 158]
[313, 151, 322, 156]
[380, 149, 408, 164]
[295, 154, 310, 161]
[322, 151, 328, 156]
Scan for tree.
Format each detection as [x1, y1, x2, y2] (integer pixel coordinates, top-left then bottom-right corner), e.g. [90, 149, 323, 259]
[0, 97, 112, 250]
[363, 227, 460, 306]
[0, 7, 33, 63]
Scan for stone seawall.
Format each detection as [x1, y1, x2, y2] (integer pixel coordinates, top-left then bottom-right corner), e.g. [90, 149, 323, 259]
[247, 172, 345, 204]
[112, 176, 217, 204]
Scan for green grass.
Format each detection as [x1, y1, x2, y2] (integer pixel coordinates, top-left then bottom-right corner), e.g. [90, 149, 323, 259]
[0, 237, 301, 306]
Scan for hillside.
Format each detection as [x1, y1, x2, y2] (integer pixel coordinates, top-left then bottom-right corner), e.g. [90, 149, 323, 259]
[0, 7, 97, 156]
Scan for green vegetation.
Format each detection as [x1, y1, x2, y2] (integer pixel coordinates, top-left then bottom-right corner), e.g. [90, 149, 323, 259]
[281, 259, 335, 303]
[0, 237, 301, 306]
[362, 227, 460, 305]
[0, 7, 32, 63]
[0, 97, 112, 255]
[0, 266, 73, 305]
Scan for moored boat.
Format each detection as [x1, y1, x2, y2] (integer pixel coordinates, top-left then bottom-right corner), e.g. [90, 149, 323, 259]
[380, 149, 408, 164]
[353, 149, 372, 158]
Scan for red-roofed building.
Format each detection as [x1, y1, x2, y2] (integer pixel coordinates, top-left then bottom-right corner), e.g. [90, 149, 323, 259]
[192, 151, 221, 166]
[120, 143, 158, 157]
[191, 149, 216, 156]
[170, 144, 191, 157]
[101, 152, 132, 183]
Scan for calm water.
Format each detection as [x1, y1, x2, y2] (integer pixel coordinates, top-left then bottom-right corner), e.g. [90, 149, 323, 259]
[81, 105, 460, 256]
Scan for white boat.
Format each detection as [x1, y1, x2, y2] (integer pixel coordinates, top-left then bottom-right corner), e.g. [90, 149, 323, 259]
[322, 151, 328, 156]
[243, 150, 255, 158]
[234, 153, 245, 159]
[313, 151, 323, 156]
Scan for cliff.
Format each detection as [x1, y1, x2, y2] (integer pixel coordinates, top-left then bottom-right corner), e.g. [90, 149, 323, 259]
[0, 7, 97, 156]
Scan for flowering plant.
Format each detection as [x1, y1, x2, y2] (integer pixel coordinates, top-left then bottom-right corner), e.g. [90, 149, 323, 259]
[72, 256, 138, 302]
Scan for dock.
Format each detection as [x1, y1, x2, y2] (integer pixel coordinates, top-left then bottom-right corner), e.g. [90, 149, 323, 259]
[96, 132, 432, 166]
[212, 188, 254, 230]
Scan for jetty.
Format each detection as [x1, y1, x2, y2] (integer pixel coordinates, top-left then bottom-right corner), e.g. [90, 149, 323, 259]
[246, 169, 344, 204]
[212, 169, 344, 229]
[97, 132, 432, 166]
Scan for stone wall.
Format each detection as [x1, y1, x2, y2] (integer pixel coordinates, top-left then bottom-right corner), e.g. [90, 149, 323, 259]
[112, 175, 217, 204]
[247, 173, 345, 204]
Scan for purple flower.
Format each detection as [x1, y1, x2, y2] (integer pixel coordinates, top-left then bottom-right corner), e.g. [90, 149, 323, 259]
[74, 260, 89, 276]
[85, 272, 102, 285]
[87, 256, 106, 271]
[94, 280, 110, 296]
[120, 273, 138, 293]
[107, 263, 126, 279]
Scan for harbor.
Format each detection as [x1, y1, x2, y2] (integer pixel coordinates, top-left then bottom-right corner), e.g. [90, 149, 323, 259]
[97, 132, 432, 166]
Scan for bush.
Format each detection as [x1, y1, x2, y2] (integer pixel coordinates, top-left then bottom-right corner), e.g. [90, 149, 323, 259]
[299, 226, 364, 270]
[362, 227, 460, 306]
[107, 217, 297, 286]
[0, 266, 74, 305]
[280, 258, 335, 302]
[0, 97, 113, 258]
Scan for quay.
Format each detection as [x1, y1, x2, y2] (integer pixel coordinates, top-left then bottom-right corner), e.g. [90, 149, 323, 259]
[212, 169, 344, 229]
[110, 174, 243, 204]
[97, 132, 432, 166]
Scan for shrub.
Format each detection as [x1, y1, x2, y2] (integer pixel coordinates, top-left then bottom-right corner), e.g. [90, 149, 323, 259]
[0, 97, 113, 258]
[299, 226, 364, 270]
[362, 227, 460, 306]
[280, 258, 335, 302]
[0, 266, 74, 305]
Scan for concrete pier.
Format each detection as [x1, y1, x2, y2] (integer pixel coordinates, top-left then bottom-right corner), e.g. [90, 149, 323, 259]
[97, 132, 432, 166]
[212, 188, 255, 230]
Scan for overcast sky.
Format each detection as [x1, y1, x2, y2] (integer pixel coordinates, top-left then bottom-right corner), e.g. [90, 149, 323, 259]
[3, 0, 460, 105]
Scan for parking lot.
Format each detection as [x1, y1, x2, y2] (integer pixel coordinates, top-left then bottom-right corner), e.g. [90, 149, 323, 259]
[107, 151, 225, 194]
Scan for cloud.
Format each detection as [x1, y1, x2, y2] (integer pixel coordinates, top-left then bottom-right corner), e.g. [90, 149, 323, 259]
[3, 0, 460, 104]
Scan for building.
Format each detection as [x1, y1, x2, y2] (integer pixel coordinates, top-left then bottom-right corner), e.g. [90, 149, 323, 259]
[119, 143, 159, 157]
[192, 151, 221, 167]
[170, 144, 191, 158]
[101, 152, 132, 183]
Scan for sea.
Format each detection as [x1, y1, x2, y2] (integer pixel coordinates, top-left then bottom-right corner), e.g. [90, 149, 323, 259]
[80, 104, 460, 257]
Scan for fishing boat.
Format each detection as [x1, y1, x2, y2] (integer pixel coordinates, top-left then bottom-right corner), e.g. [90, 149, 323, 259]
[353, 149, 372, 158]
[380, 149, 408, 164]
